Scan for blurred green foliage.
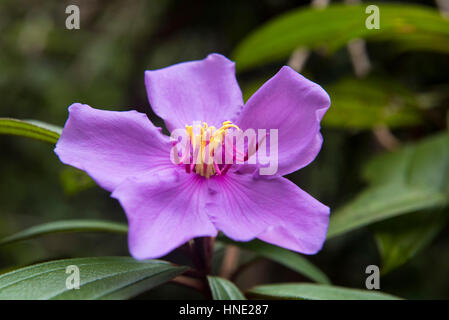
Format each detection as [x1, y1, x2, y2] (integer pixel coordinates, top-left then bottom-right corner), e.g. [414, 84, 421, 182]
[328, 132, 449, 238]
[0, 0, 449, 299]
[232, 3, 449, 71]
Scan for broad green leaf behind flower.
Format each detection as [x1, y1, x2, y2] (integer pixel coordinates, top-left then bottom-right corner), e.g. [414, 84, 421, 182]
[247, 283, 401, 300]
[328, 132, 449, 238]
[0, 257, 187, 300]
[232, 3, 449, 71]
[373, 210, 448, 274]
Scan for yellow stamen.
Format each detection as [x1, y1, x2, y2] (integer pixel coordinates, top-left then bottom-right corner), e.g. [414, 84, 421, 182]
[184, 120, 240, 178]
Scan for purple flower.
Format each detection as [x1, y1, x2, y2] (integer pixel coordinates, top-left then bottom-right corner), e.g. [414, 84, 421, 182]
[55, 53, 331, 259]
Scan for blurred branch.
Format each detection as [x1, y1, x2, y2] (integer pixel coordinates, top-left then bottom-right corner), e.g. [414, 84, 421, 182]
[171, 275, 208, 294]
[288, 0, 330, 72]
[230, 257, 263, 282]
[289, 0, 371, 77]
[346, 38, 371, 77]
[436, 0, 449, 18]
[373, 125, 401, 151]
[219, 245, 240, 279]
[288, 48, 310, 72]
[344, 0, 371, 78]
[311, 0, 331, 9]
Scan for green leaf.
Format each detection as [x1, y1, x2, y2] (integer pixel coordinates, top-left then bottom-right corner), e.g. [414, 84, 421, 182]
[363, 131, 449, 191]
[374, 210, 448, 274]
[0, 256, 187, 300]
[59, 168, 96, 195]
[207, 276, 246, 300]
[328, 185, 447, 238]
[0, 118, 61, 144]
[323, 77, 422, 129]
[241, 76, 422, 130]
[219, 237, 330, 284]
[328, 132, 449, 238]
[0, 220, 128, 246]
[389, 32, 449, 54]
[248, 283, 401, 300]
[232, 3, 449, 71]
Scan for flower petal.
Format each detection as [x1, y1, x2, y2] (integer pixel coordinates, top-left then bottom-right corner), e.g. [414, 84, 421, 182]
[236, 66, 330, 176]
[206, 172, 329, 254]
[145, 53, 244, 131]
[111, 169, 217, 259]
[55, 103, 174, 192]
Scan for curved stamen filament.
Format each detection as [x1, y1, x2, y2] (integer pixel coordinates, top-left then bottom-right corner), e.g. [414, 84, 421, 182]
[184, 121, 240, 178]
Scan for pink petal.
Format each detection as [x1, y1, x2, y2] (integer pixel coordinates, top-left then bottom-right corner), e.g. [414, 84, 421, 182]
[236, 66, 330, 177]
[206, 172, 329, 254]
[111, 169, 217, 259]
[55, 103, 174, 192]
[145, 53, 244, 131]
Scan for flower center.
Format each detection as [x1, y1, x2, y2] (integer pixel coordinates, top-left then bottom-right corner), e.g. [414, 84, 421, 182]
[180, 121, 240, 178]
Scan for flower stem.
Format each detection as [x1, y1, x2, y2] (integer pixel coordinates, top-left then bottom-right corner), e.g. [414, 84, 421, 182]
[190, 237, 215, 276]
